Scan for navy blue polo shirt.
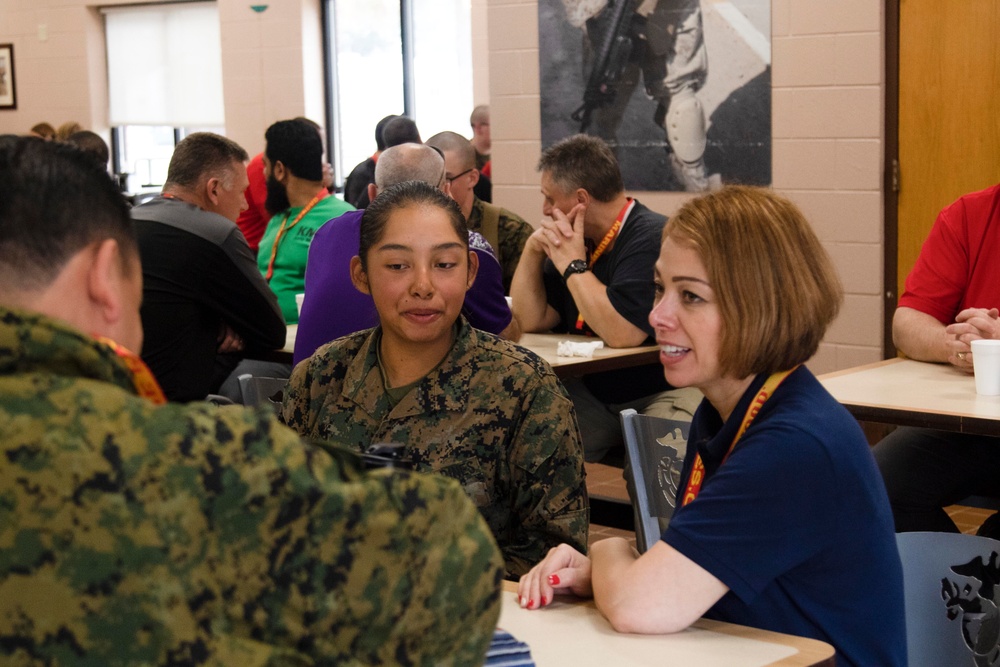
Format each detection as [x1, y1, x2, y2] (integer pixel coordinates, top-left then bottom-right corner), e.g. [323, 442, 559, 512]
[663, 367, 906, 667]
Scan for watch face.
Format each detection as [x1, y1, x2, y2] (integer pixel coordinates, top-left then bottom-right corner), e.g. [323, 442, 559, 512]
[564, 260, 588, 281]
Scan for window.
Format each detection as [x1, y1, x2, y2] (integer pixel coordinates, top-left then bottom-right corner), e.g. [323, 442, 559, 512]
[103, 2, 225, 195]
[325, 0, 472, 186]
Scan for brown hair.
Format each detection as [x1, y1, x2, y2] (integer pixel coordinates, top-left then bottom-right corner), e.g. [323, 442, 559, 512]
[536, 134, 623, 203]
[425, 131, 475, 171]
[164, 132, 248, 190]
[664, 186, 842, 378]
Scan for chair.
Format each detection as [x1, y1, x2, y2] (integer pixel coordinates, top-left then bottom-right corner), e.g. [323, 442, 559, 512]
[619, 408, 691, 554]
[896, 531, 1000, 667]
[237, 374, 287, 407]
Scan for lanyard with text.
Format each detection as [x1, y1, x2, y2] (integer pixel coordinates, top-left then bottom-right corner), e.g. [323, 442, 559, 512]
[680, 366, 798, 506]
[265, 191, 326, 281]
[95, 336, 167, 405]
[574, 198, 632, 332]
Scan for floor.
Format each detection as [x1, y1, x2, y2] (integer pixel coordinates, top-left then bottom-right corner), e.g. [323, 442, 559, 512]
[584, 462, 996, 549]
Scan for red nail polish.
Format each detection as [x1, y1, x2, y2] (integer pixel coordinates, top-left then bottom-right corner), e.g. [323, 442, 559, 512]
[548, 574, 560, 586]
[541, 596, 548, 606]
[527, 599, 535, 609]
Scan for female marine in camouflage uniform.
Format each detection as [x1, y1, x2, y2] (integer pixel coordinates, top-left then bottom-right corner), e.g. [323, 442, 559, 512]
[281, 181, 589, 578]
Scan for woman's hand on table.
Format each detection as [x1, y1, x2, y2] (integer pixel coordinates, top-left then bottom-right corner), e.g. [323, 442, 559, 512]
[517, 543, 593, 610]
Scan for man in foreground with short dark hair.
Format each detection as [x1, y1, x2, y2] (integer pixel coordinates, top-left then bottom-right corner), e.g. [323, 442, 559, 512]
[131, 132, 285, 402]
[0, 135, 503, 664]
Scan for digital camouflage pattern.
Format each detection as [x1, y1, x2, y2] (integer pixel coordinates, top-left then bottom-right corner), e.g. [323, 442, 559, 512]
[467, 197, 533, 294]
[281, 319, 589, 579]
[0, 307, 503, 666]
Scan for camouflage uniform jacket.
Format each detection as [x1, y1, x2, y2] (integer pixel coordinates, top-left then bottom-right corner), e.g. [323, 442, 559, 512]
[0, 307, 503, 666]
[467, 197, 533, 294]
[281, 319, 589, 578]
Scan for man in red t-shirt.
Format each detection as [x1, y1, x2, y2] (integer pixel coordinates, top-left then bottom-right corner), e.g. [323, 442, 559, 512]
[235, 152, 269, 253]
[874, 183, 1000, 536]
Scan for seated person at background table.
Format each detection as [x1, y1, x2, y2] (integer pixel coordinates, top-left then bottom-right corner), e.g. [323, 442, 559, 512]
[132, 132, 285, 402]
[343, 113, 397, 209]
[426, 131, 531, 293]
[257, 118, 354, 324]
[237, 117, 334, 255]
[874, 183, 1000, 537]
[65, 130, 110, 172]
[294, 143, 518, 364]
[0, 136, 503, 665]
[517, 186, 906, 667]
[281, 181, 588, 579]
[468, 105, 492, 203]
[345, 116, 424, 211]
[510, 133, 700, 463]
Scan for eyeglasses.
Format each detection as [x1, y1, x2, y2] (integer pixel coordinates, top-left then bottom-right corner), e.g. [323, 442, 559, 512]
[446, 168, 474, 184]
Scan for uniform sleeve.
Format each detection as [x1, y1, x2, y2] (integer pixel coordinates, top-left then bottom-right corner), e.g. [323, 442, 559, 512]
[206, 227, 286, 350]
[498, 214, 534, 294]
[279, 353, 322, 435]
[898, 201, 972, 324]
[504, 380, 589, 577]
[180, 405, 505, 664]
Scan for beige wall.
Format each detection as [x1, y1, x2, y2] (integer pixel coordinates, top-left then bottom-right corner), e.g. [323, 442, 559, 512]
[0, 0, 884, 373]
[0, 0, 325, 154]
[486, 0, 886, 374]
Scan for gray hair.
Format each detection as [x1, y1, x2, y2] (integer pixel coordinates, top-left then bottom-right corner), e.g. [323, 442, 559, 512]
[374, 143, 446, 191]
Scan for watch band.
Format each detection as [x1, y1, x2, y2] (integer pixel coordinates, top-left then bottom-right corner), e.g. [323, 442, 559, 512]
[562, 259, 589, 282]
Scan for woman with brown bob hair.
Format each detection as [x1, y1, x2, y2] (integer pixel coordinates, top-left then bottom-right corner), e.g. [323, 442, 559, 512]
[517, 186, 906, 667]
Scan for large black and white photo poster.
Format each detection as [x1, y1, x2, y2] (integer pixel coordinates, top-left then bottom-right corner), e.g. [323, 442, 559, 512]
[539, 0, 771, 192]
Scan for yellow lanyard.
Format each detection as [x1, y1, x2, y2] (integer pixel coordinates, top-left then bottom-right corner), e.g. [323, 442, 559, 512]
[265, 191, 326, 281]
[95, 336, 167, 405]
[574, 198, 631, 332]
[680, 367, 798, 506]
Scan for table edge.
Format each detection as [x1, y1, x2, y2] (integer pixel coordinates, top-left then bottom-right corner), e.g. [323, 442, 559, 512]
[499, 582, 835, 666]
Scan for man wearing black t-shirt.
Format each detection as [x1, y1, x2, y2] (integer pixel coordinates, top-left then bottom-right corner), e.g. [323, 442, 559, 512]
[511, 134, 700, 462]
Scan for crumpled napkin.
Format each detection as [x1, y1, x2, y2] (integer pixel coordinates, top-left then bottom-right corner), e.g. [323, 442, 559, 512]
[557, 340, 604, 358]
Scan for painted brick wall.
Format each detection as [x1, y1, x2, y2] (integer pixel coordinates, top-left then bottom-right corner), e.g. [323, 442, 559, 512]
[487, 0, 886, 373]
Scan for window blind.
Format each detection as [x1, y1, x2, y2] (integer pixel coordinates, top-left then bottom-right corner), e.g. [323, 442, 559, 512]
[104, 2, 224, 126]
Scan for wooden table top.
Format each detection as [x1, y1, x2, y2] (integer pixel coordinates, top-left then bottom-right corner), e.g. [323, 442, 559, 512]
[819, 357, 1000, 434]
[274, 327, 660, 379]
[515, 332, 660, 379]
[498, 582, 834, 666]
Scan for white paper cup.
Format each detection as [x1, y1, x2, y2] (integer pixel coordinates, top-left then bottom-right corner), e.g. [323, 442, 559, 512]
[971, 339, 1000, 395]
[295, 293, 305, 315]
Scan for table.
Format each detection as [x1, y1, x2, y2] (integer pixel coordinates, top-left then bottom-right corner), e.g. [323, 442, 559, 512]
[819, 357, 1000, 436]
[271, 327, 659, 379]
[516, 332, 660, 379]
[497, 582, 834, 666]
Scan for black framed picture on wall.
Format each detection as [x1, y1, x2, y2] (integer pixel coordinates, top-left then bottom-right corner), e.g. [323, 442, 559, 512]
[0, 44, 16, 110]
[539, 0, 772, 193]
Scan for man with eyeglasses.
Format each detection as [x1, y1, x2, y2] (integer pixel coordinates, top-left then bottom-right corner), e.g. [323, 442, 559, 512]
[292, 143, 519, 364]
[426, 131, 533, 294]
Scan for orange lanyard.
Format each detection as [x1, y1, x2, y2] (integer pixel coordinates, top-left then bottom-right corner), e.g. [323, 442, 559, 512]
[574, 198, 632, 331]
[265, 191, 325, 281]
[681, 367, 798, 507]
[95, 336, 167, 405]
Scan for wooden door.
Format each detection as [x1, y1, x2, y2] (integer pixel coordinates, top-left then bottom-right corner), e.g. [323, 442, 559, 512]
[897, 0, 1000, 294]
